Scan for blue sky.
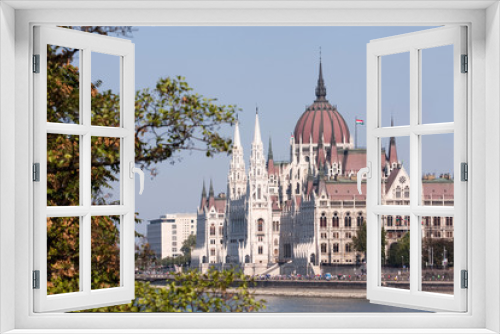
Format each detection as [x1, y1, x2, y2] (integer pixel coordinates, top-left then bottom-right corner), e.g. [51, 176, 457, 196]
[91, 26, 454, 234]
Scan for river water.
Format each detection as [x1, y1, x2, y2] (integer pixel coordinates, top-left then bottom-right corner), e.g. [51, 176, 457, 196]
[257, 295, 429, 313]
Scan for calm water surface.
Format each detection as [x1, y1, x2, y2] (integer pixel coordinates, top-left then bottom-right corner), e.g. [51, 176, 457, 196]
[257, 295, 429, 313]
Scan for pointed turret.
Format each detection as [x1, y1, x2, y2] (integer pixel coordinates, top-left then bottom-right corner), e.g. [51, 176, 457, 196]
[268, 137, 273, 160]
[267, 137, 275, 175]
[199, 180, 207, 209]
[227, 116, 246, 200]
[253, 109, 262, 144]
[388, 117, 398, 166]
[208, 179, 215, 208]
[233, 119, 242, 148]
[315, 55, 327, 102]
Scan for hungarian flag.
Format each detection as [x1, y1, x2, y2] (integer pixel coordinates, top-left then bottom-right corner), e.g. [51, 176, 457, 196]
[356, 119, 364, 125]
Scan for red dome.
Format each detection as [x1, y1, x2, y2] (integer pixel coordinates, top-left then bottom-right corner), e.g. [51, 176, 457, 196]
[293, 101, 350, 145]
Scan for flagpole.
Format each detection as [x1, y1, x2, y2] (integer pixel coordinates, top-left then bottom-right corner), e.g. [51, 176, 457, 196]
[355, 115, 357, 149]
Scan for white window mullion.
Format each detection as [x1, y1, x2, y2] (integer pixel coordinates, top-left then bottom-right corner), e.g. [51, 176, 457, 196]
[81, 48, 92, 295]
[122, 46, 136, 292]
[409, 47, 419, 295]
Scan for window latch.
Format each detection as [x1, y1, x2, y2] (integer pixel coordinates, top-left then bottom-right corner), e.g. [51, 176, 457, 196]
[357, 162, 371, 195]
[129, 162, 144, 195]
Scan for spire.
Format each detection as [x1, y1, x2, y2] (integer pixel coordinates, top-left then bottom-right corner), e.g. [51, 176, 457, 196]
[209, 179, 214, 197]
[253, 109, 262, 144]
[268, 137, 273, 160]
[388, 119, 398, 166]
[233, 119, 242, 148]
[315, 52, 327, 102]
[208, 179, 215, 208]
[267, 137, 275, 175]
[200, 180, 207, 208]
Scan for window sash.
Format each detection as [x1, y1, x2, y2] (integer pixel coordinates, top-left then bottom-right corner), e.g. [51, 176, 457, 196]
[366, 26, 467, 312]
[33, 26, 136, 313]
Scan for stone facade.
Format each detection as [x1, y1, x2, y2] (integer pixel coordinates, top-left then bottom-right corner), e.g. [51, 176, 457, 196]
[192, 60, 454, 275]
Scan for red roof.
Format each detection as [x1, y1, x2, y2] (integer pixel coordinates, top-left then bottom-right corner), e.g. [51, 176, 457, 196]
[385, 168, 401, 193]
[214, 198, 226, 213]
[293, 102, 350, 145]
[325, 182, 360, 198]
[422, 182, 454, 199]
[343, 150, 367, 173]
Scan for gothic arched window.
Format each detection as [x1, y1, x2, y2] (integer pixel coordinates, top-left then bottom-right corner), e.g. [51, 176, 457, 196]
[320, 212, 327, 229]
[333, 243, 339, 253]
[357, 212, 363, 226]
[210, 224, 215, 236]
[387, 216, 393, 227]
[321, 243, 327, 254]
[344, 212, 352, 227]
[332, 212, 339, 227]
[257, 218, 264, 232]
[404, 186, 410, 198]
[395, 186, 401, 198]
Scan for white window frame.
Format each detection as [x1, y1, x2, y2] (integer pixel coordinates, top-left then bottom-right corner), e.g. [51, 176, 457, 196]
[366, 26, 467, 312]
[0, 1, 499, 333]
[33, 26, 136, 313]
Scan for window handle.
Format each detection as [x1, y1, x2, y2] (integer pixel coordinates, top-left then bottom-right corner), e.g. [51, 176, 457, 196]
[129, 162, 144, 195]
[357, 162, 371, 195]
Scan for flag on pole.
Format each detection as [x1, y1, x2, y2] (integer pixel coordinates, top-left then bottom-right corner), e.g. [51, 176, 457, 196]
[356, 119, 364, 125]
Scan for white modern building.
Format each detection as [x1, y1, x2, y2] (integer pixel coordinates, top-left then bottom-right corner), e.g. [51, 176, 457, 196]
[147, 213, 197, 260]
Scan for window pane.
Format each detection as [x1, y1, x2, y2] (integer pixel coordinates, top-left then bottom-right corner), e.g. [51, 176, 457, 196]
[91, 216, 121, 290]
[381, 52, 410, 127]
[47, 217, 80, 295]
[91, 136, 120, 205]
[421, 45, 454, 124]
[47, 45, 80, 124]
[47, 134, 80, 206]
[381, 136, 410, 205]
[91, 52, 120, 127]
[381, 215, 410, 290]
[421, 216, 454, 294]
[421, 134, 454, 206]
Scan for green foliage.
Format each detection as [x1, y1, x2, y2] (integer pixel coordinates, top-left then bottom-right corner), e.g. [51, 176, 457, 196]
[351, 221, 387, 262]
[134, 77, 238, 171]
[352, 221, 367, 255]
[387, 232, 410, 267]
[422, 237, 454, 268]
[81, 268, 266, 313]
[45, 27, 249, 311]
